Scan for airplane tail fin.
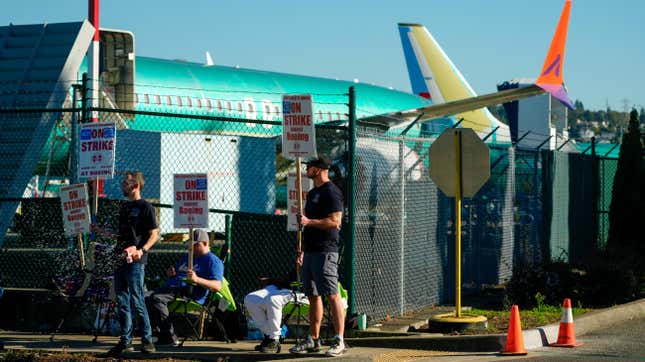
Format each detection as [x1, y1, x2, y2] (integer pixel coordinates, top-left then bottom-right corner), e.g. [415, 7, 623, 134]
[397, 0, 574, 141]
[398, 23, 510, 142]
[535, 0, 573, 108]
[398, 23, 478, 104]
[205, 51, 214, 66]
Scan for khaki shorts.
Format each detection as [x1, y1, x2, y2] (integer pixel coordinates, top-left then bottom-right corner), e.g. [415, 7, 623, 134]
[301, 252, 339, 296]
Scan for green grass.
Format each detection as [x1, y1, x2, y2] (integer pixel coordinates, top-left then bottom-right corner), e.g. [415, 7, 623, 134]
[465, 293, 593, 334]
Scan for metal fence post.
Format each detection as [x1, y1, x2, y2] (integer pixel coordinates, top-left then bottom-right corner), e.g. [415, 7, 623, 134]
[533, 148, 542, 262]
[346, 86, 357, 316]
[398, 140, 405, 316]
[590, 137, 600, 248]
[70, 84, 81, 185]
[81, 73, 89, 123]
[225, 214, 232, 278]
[81, 73, 99, 243]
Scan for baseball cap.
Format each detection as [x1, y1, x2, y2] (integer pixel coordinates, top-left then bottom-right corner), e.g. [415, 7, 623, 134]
[191, 229, 210, 244]
[305, 155, 331, 170]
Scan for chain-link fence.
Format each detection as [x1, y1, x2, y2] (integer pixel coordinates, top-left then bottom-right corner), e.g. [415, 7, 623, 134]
[513, 149, 545, 264]
[351, 133, 520, 320]
[349, 133, 619, 321]
[0, 102, 350, 306]
[0, 84, 624, 329]
[597, 157, 618, 249]
[352, 132, 434, 318]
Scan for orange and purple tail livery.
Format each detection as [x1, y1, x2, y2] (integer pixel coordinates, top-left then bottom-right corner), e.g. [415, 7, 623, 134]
[536, 0, 573, 108]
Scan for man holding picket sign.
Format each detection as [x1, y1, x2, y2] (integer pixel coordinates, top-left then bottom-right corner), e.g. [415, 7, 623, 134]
[147, 228, 223, 347]
[281, 95, 347, 357]
[282, 94, 317, 259]
[144, 173, 223, 345]
[173, 173, 210, 267]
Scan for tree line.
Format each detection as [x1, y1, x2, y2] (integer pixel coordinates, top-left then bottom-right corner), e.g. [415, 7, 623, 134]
[489, 100, 645, 142]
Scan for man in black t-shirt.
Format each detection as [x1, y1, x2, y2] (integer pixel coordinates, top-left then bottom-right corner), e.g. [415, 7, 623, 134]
[289, 156, 347, 357]
[102, 171, 159, 357]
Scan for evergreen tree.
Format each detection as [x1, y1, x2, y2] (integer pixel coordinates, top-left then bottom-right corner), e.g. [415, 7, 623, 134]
[574, 100, 584, 111]
[569, 100, 585, 123]
[583, 110, 592, 122]
[608, 109, 644, 254]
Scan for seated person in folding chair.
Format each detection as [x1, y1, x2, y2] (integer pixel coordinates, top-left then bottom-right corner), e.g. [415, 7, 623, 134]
[244, 270, 305, 353]
[147, 229, 223, 346]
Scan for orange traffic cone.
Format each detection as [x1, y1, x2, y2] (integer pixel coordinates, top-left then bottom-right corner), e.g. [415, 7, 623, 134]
[550, 298, 583, 347]
[501, 304, 527, 355]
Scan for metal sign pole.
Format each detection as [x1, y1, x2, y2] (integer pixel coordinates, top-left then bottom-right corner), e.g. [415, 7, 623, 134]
[428, 128, 489, 327]
[188, 227, 194, 271]
[455, 130, 462, 318]
[93, 177, 99, 222]
[77, 234, 86, 270]
[296, 156, 303, 281]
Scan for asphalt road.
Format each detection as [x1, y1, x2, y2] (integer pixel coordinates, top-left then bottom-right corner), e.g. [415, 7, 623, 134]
[409, 316, 645, 362]
[1, 318, 643, 362]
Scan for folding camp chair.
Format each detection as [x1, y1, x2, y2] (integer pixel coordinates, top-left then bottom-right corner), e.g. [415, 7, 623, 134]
[281, 282, 348, 341]
[280, 282, 310, 340]
[167, 277, 236, 345]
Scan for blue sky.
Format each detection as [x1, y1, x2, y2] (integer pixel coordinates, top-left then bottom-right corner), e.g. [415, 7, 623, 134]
[3, 0, 643, 111]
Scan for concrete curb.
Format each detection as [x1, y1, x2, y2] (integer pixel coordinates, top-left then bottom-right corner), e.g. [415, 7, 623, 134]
[1, 298, 643, 359]
[347, 334, 505, 352]
[348, 298, 645, 352]
[524, 297, 645, 350]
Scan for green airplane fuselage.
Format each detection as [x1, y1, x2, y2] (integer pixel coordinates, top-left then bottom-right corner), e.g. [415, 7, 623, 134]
[130, 56, 431, 134]
[41, 55, 432, 174]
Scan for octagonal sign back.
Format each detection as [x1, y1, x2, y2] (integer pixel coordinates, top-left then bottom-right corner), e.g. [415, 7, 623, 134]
[429, 128, 490, 197]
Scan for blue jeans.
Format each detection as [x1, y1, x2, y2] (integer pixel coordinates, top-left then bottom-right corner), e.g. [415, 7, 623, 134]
[114, 261, 152, 345]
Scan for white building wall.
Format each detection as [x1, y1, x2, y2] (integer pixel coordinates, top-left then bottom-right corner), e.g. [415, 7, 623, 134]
[513, 80, 568, 150]
[517, 94, 554, 149]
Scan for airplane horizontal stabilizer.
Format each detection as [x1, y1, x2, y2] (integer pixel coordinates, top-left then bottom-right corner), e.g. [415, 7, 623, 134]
[358, 85, 544, 131]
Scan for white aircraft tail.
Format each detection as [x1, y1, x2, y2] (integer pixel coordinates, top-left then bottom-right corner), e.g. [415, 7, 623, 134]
[205, 51, 214, 66]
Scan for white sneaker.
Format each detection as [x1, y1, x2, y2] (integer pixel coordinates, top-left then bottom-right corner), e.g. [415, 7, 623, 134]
[325, 336, 347, 357]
